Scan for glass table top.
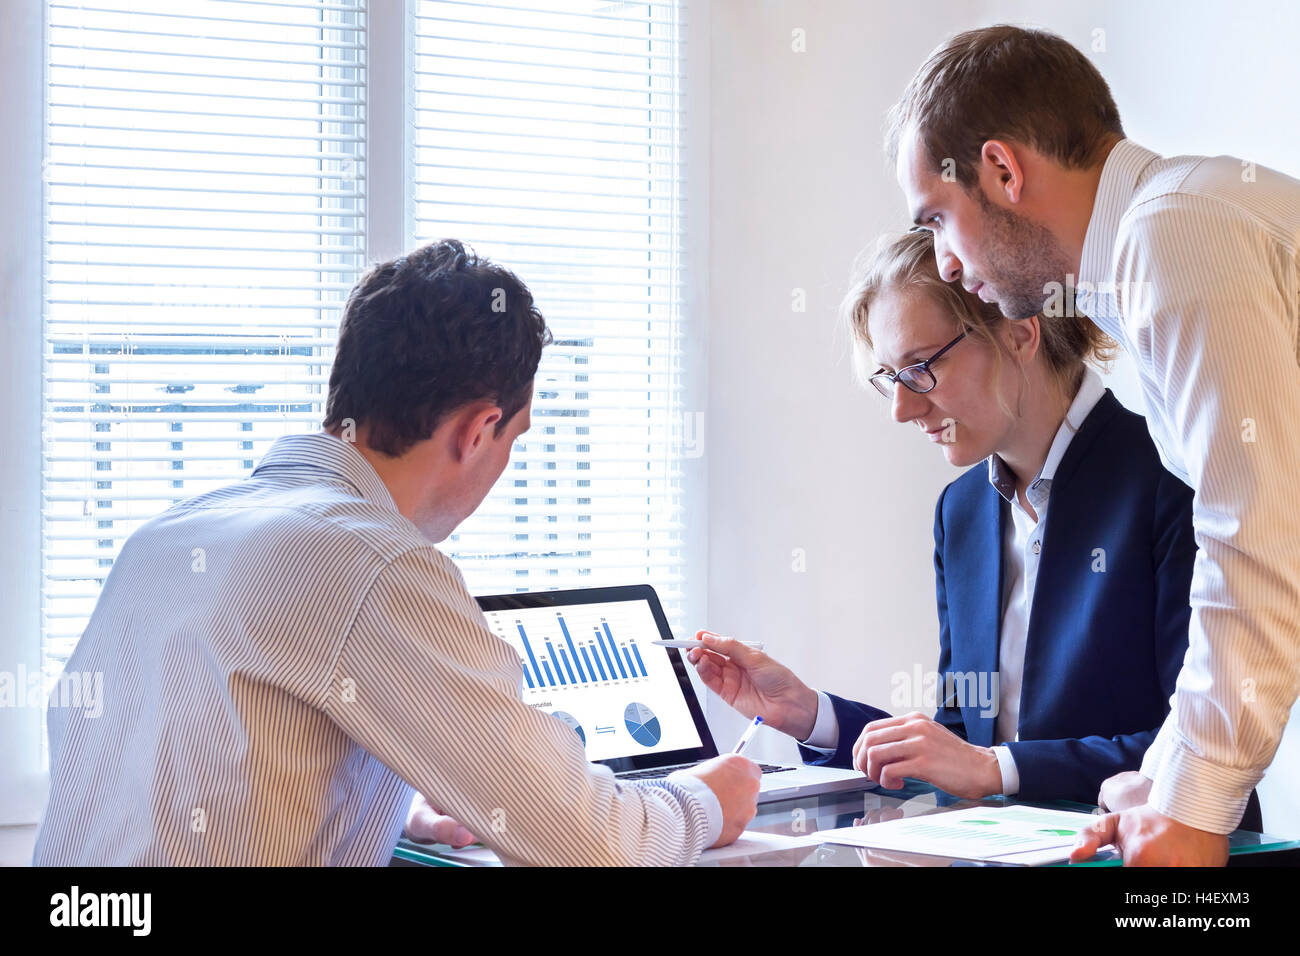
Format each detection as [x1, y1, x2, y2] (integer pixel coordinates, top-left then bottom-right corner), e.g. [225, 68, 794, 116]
[391, 781, 1300, 867]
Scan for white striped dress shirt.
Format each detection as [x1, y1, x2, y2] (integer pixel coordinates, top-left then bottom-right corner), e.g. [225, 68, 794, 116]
[1076, 138, 1300, 834]
[33, 432, 717, 865]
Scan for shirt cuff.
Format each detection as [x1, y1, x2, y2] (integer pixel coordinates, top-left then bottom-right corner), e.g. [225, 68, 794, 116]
[1138, 720, 1171, 779]
[666, 769, 723, 848]
[992, 745, 1019, 795]
[799, 690, 840, 753]
[1145, 724, 1261, 835]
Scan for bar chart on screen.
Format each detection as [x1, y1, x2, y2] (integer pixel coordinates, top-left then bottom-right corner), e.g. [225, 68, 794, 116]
[511, 614, 650, 690]
[496, 600, 660, 691]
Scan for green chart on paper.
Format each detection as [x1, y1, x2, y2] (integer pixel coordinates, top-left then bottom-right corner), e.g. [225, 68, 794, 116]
[811, 805, 1098, 861]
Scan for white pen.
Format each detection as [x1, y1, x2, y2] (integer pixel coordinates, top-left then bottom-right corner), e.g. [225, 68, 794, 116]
[731, 715, 764, 755]
[650, 638, 766, 650]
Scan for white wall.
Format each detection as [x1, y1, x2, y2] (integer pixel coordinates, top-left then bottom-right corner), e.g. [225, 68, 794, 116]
[0, 0, 49, 829]
[703, 0, 959, 763]
[703, 0, 1300, 835]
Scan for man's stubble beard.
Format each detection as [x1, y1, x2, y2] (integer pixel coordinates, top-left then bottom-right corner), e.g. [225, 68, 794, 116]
[974, 191, 1074, 321]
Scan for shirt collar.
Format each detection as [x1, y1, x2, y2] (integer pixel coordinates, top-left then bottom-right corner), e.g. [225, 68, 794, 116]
[987, 367, 1107, 508]
[1076, 138, 1162, 323]
[251, 432, 399, 514]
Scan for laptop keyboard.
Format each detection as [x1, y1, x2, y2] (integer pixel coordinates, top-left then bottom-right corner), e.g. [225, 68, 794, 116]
[615, 762, 797, 781]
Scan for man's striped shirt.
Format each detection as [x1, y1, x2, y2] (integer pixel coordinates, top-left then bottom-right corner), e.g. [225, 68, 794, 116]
[1076, 138, 1300, 834]
[33, 432, 717, 865]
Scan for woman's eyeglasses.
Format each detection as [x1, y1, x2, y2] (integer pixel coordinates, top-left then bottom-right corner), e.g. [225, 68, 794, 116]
[868, 330, 967, 398]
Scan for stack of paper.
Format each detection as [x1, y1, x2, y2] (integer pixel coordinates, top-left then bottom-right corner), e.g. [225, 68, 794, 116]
[812, 805, 1100, 865]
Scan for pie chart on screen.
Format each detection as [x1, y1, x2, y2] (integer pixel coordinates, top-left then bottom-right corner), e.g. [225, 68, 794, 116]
[552, 710, 586, 746]
[623, 702, 662, 747]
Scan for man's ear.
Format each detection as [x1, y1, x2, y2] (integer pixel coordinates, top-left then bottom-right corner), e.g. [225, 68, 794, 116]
[979, 139, 1026, 204]
[453, 403, 504, 462]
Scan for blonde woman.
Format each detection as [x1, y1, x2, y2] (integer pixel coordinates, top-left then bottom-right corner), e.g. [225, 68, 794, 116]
[688, 230, 1261, 828]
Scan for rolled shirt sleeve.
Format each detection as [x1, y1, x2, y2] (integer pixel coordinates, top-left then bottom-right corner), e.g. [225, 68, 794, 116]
[665, 771, 723, 848]
[323, 546, 716, 864]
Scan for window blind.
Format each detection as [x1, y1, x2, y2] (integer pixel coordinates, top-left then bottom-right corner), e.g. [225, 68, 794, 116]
[41, 0, 693, 701]
[42, 0, 367, 677]
[412, 0, 691, 622]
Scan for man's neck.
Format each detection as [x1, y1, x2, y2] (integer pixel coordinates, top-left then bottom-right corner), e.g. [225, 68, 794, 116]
[324, 426, 445, 534]
[1067, 136, 1123, 274]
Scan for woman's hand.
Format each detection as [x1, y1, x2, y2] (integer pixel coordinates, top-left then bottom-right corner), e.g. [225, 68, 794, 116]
[851, 712, 1002, 798]
[686, 630, 820, 740]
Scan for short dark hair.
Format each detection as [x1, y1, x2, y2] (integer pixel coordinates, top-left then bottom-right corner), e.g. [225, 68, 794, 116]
[886, 25, 1124, 188]
[324, 239, 552, 457]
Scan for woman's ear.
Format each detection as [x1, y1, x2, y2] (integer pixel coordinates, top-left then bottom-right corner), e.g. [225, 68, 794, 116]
[1004, 314, 1042, 365]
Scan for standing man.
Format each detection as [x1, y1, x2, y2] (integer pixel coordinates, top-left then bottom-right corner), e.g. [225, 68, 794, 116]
[34, 239, 759, 866]
[886, 25, 1300, 865]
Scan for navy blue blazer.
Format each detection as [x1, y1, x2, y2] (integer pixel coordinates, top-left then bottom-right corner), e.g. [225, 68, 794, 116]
[800, 390, 1262, 830]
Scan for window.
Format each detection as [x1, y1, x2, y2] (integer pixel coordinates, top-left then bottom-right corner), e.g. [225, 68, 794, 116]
[413, 0, 689, 612]
[42, 0, 367, 686]
[36, 0, 691, 749]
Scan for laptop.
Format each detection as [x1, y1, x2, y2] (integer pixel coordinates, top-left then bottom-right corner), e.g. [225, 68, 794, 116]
[475, 584, 875, 804]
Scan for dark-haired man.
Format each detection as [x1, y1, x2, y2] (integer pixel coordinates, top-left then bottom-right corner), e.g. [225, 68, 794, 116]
[889, 25, 1300, 866]
[33, 239, 760, 866]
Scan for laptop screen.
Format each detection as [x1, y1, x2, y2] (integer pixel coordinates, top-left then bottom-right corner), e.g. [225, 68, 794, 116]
[476, 585, 719, 772]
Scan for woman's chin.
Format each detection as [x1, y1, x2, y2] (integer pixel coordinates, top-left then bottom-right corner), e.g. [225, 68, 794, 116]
[940, 443, 985, 469]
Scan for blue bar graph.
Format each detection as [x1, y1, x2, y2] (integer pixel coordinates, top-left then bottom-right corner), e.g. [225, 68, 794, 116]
[602, 623, 628, 678]
[581, 646, 600, 682]
[598, 624, 624, 676]
[589, 643, 607, 680]
[557, 616, 587, 682]
[595, 627, 618, 677]
[509, 615, 651, 691]
[517, 624, 546, 689]
[544, 641, 567, 685]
